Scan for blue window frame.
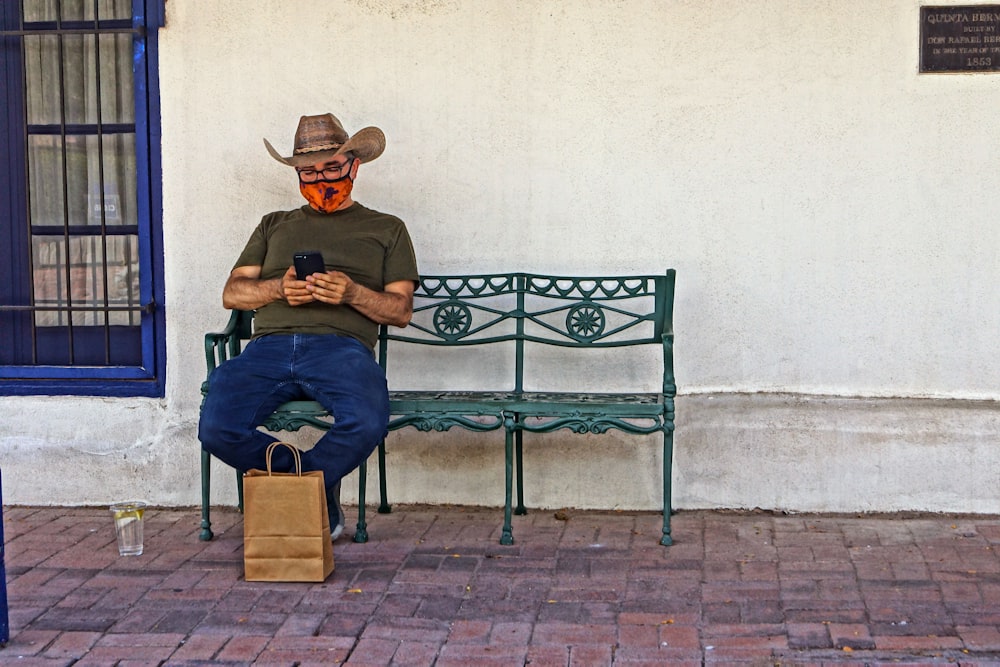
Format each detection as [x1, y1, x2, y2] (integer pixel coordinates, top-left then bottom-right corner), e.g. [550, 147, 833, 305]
[0, 0, 164, 397]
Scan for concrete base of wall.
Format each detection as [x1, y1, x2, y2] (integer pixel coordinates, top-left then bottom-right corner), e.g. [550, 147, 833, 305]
[1, 394, 997, 515]
[674, 393, 1000, 514]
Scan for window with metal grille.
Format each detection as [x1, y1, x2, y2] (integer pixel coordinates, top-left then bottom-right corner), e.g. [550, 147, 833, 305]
[0, 0, 164, 396]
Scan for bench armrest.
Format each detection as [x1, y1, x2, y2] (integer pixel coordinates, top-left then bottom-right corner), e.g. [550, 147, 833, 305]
[204, 310, 253, 376]
[661, 332, 676, 397]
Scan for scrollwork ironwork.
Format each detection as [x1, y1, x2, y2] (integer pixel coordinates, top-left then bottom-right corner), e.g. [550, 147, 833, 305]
[514, 414, 663, 435]
[525, 275, 654, 299]
[262, 412, 332, 432]
[388, 413, 504, 432]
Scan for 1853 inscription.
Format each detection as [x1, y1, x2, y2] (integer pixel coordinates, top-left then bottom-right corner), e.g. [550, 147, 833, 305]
[921, 5, 1000, 72]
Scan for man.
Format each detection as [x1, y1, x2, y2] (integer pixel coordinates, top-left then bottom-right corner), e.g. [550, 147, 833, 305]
[199, 113, 419, 540]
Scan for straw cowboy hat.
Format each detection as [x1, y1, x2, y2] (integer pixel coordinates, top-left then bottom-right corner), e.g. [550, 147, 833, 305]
[263, 113, 385, 167]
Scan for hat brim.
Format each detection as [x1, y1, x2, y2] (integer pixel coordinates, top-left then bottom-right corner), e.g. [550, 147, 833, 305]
[264, 126, 386, 167]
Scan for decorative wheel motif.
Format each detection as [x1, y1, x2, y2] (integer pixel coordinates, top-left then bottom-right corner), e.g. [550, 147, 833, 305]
[566, 304, 605, 341]
[434, 301, 472, 339]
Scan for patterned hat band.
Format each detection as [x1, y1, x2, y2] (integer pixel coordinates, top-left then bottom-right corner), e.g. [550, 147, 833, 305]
[293, 143, 342, 155]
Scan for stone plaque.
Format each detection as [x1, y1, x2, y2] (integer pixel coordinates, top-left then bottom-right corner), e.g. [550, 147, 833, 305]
[921, 5, 1000, 72]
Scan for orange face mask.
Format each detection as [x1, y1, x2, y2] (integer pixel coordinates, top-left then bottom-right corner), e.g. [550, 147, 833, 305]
[299, 174, 354, 213]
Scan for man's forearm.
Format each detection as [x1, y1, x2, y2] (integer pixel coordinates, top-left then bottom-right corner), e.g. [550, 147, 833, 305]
[344, 283, 413, 328]
[223, 275, 284, 310]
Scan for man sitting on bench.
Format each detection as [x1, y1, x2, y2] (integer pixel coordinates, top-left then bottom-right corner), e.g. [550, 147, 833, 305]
[198, 111, 419, 540]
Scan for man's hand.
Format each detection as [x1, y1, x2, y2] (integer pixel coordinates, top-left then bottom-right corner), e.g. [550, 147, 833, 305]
[282, 265, 317, 306]
[305, 269, 354, 305]
[307, 271, 414, 327]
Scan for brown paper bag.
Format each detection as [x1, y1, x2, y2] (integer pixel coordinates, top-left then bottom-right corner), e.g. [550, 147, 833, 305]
[243, 442, 334, 582]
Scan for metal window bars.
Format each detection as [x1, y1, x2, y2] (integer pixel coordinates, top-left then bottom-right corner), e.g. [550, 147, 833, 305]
[0, 0, 147, 366]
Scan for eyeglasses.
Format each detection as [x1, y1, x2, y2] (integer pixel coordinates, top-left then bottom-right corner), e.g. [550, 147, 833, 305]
[296, 159, 354, 183]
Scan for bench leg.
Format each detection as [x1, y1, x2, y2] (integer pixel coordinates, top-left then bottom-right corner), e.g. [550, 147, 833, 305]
[200, 449, 246, 540]
[660, 429, 674, 546]
[501, 426, 515, 545]
[514, 429, 526, 515]
[354, 459, 369, 543]
[377, 439, 391, 514]
[237, 468, 244, 513]
[199, 449, 214, 541]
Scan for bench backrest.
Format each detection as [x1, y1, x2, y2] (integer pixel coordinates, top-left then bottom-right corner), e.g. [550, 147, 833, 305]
[205, 271, 676, 395]
[379, 271, 676, 393]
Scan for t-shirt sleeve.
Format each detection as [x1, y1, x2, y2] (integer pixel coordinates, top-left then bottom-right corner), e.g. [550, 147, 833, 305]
[232, 218, 269, 270]
[383, 222, 419, 286]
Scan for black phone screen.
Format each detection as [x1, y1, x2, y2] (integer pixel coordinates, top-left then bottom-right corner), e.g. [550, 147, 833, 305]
[293, 251, 325, 280]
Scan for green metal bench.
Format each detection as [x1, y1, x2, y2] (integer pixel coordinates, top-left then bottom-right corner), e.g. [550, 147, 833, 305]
[199, 270, 677, 546]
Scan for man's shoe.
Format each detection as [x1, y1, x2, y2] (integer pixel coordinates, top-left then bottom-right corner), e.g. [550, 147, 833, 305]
[328, 481, 345, 541]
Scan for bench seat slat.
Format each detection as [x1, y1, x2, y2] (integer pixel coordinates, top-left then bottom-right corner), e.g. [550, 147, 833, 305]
[261, 393, 666, 417]
[505, 391, 665, 409]
[392, 392, 666, 415]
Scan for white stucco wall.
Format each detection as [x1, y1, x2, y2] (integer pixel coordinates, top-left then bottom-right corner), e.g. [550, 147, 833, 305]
[2, 0, 998, 515]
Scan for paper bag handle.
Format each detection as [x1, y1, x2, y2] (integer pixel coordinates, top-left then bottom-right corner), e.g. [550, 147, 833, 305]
[264, 441, 302, 476]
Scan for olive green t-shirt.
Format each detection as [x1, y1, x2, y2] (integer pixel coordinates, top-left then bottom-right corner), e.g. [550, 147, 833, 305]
[233, 203, 419, 350]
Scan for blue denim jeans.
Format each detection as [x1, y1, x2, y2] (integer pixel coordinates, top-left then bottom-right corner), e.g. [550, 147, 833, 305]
[198, 333, 389, 492]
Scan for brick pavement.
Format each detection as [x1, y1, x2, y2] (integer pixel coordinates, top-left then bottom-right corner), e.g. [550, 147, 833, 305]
[2, 505, 1000, 666]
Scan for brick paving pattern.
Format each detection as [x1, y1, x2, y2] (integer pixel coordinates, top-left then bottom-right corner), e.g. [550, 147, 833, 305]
[2, 505, 1000, 665]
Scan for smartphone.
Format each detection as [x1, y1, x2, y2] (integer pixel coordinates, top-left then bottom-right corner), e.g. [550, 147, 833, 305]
[293, 251, 326, 280]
